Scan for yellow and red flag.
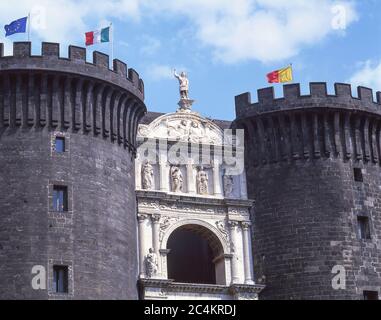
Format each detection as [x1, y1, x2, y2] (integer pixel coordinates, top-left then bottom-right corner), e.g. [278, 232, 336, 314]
[267, 65, 293, 84]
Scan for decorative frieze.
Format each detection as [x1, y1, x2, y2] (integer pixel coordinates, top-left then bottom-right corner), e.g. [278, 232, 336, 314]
[215, 220, 230, 246]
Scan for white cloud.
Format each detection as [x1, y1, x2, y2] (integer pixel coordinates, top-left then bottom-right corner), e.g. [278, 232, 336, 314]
[147, 0, 358, 64]
[349, 60, 381, 91]
[146, 64, 189, 81]
[0, 0, 142, 51]
[0, 0, 358, 64]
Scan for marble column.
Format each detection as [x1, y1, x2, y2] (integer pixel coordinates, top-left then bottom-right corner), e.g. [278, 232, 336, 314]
[159, 151, 169, 192]
[137, 214, 148, 278]
[228, 221, 240, 284]
[213, 159, 222, 196]
[151, 214, 161, 277]
[151, 214, 161, 253]
[241, 222, 254, 284]
[187, 159, 196, 194]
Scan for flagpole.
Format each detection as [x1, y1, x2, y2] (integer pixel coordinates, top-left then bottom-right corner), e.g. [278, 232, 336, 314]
[110, 22, 114, 62]
[27, 12, 31, 42]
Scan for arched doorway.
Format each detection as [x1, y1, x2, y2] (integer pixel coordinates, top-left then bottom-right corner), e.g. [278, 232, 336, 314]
[166, 224, 224, 285]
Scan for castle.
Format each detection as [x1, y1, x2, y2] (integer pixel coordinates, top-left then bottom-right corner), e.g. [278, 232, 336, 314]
[0, 42, 380, 300]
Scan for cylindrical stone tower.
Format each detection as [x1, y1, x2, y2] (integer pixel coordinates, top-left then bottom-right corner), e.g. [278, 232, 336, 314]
[234, 83, 381, 300]
[0, 42, 146, 299]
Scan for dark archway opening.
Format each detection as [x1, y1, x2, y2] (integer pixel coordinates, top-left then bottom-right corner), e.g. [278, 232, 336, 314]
[167, 225, 223, 285]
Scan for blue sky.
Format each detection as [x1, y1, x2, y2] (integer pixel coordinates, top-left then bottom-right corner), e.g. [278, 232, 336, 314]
[0, 0, 380, 121]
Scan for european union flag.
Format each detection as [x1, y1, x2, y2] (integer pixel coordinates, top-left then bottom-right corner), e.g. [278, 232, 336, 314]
[4, 17, 28, 37]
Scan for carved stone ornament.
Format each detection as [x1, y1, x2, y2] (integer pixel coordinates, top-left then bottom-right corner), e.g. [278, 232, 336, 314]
[159, 216, 180, 241]
[170, 166, 183, 193]
[223, 174, 234, 198]
[137, 112, 223, 145]
[145, 248, 158, 278]
[215, 220, 230, 244]
[141, 161, 154, 190]
[196, 167, 209, 195]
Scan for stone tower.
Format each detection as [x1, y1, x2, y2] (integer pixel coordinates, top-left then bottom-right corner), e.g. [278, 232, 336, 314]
[234, 83, 381, 299]
[0, 42, 146, 299]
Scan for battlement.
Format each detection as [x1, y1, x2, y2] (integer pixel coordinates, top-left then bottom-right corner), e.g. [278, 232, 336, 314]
[0, 42, 144, 100]
[0, 42, 147, 151]
[234, 82, 381, 166]
[235, 83, 381, 118]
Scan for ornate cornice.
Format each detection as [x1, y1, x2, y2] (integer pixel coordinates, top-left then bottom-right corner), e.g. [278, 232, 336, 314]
[139, 279, 265, 295]
[136, 190, 254, 208]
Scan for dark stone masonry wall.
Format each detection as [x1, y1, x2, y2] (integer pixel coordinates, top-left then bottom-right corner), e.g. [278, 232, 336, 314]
[234, 83, 381, 300]
[0, 42, 146, 299]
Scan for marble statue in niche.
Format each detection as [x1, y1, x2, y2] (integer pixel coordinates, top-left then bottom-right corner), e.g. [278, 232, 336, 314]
[145, 248, 158, 278]
[196, 167, 209, 195]
[171, 166, 183, 192]
[223, 174, 234, 198]
[141, 161, 154, 190]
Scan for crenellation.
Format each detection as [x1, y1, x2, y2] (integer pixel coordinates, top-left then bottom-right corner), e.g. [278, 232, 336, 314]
[309, 82, 327, 97]
[113, 59, 127, 77]
[257, 87, 274, 104]
[42, 42, 60, 57]
[68, 45, 86, 63]
[334, 83, 352, 98]
[13, 42, 31, 58]
[0, 42, 145, 99]
[376, 92, 381, 104]
[234, 82, 381, 166]
[0, 46, 145, 147]
[357, 86, 373, 103]
[235, 92, 251, 108]
[93, 51, 109, 69]
[283, 83, 301, 100]
[128, 68, 140, 88]
[235, 83, 381, 119]
[139, 79, 145, 98]
[234, 93, 250, 117]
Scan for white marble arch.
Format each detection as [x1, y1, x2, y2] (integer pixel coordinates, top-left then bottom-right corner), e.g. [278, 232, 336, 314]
[160, 219, 231, 285]
[138, 111, 224, 145]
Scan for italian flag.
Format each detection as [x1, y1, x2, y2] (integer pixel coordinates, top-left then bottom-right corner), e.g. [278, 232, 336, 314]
[267, 65, 293, 84]
[85, 27, 110, 46]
